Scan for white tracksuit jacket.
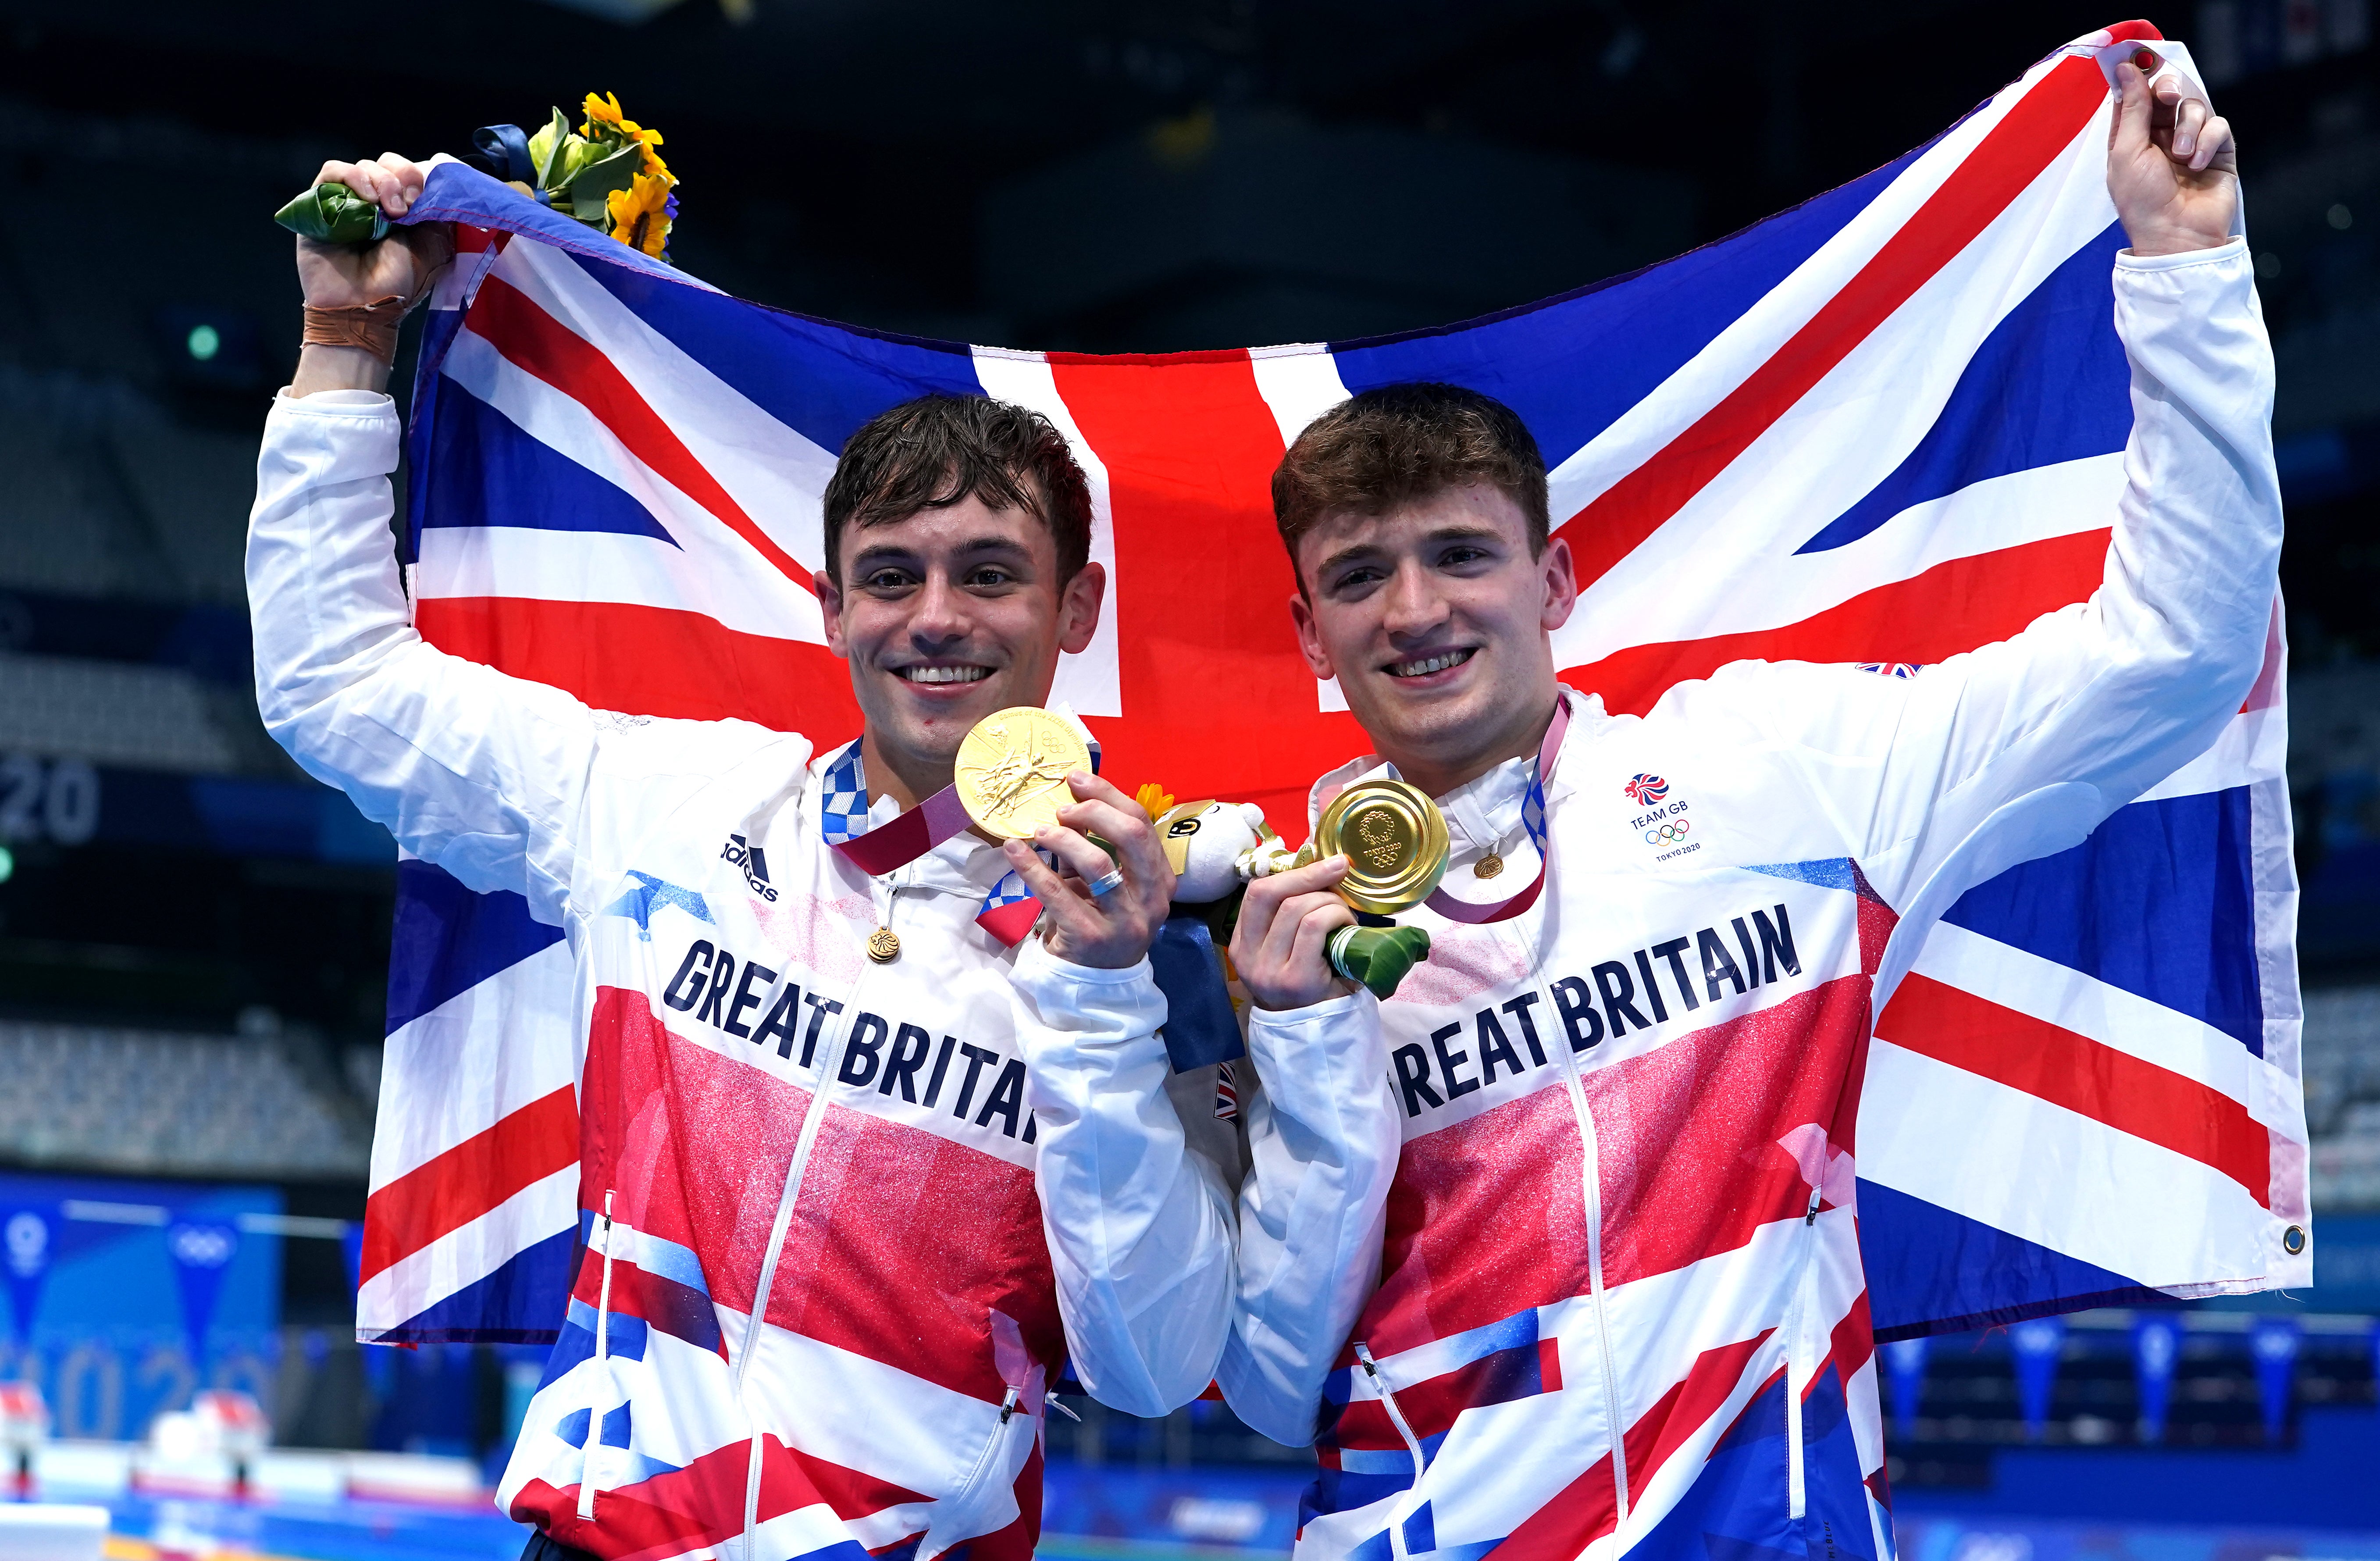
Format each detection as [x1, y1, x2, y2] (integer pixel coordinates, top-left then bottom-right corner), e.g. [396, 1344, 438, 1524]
[1221, 242, 2285, 1561]
[247, 391, 1377, 1561]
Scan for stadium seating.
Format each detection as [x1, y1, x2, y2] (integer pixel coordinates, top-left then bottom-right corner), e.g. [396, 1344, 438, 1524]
[0, 1021, 368, 1179]
[0, 653, 246, 773]
[2309, 985, 2380, 1210]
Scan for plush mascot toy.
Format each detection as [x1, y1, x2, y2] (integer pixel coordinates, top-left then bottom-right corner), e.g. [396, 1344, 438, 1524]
[1145, 794, 1431, 1002]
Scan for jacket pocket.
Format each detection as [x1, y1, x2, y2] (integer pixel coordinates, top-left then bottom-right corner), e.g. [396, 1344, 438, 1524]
[1354, 1341, 1427, 1482]
[936, 1387, 1027, 1544]
[577, 1189, 620, 1523]
[1783, 1187, 1821, 1522]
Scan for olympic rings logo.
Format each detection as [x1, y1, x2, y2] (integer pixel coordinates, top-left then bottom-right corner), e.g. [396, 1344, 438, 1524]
[1644, 820, 1692, 845]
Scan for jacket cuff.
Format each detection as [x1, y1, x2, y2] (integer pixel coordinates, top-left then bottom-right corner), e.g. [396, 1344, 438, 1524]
[273, 387, 397, 412]
[265, 388, 402, 485]
[1013, 935, 1155, 987]
[1011, 937, 1164, 1028]
[1247, 990, 1365, 1037]
[2115, 235, 2248, 273]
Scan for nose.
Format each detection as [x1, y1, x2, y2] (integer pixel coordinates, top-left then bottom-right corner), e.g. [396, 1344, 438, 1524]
[907, 569, 973, 648]
[1381, 559, 1452, 644]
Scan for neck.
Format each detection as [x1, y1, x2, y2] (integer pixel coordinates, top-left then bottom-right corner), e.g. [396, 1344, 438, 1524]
[1383, 692, 1561, 800]
[859, 728, 954, 813]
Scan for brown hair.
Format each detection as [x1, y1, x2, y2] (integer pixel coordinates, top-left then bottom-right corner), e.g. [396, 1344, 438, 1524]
[822, 394, 1094, 582]
[1272, 382, 1550, 581]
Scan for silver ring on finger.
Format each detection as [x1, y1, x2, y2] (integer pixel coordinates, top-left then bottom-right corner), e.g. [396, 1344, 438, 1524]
[1086, 867, 1127, 898]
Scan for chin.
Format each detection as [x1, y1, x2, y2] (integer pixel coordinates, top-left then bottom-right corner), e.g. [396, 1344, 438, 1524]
[1362, 693, 1480, 758]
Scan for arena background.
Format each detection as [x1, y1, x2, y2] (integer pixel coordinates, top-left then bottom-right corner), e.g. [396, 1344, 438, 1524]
[0, 0, 2375, 1555]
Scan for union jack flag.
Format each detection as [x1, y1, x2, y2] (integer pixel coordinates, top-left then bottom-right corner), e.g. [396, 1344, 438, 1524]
[1215, 1060, 1242, 1123]
[360, 17, 2306, 1407]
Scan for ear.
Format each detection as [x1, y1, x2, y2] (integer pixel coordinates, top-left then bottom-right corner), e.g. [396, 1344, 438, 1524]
[1287, 589, 1337, 680]
[1058, 561, 1106, 656]
[1539, 535, 1579, 634]
[816, 569, 850, 658]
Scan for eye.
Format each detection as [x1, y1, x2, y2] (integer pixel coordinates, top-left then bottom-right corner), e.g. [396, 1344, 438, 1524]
[1329, 564, 1387, 593]
[862, 568, 915, 592]
[1438, 545, 1492, 569]
[965, 565, 1016, 588]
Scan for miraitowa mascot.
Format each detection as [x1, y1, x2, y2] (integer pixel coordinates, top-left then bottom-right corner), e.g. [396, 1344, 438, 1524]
[1144, 794, 1432, 1006]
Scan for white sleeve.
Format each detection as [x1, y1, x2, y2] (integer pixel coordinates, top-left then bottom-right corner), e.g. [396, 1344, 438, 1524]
[1219, 992, 1400, 1447]
[1010, 939, 1238, 1418]
[1662, 237, 2281, 915]
[247, 389, 796, 924]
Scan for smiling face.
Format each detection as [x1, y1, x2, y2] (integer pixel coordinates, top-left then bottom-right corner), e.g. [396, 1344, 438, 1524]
[1289, 481, 1577, 798]
[817, 488, 1104, 808]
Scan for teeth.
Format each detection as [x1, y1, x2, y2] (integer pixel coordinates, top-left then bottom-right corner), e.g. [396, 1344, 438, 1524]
[901, 665, 990, 684]
[1390, 649, 1473, 678]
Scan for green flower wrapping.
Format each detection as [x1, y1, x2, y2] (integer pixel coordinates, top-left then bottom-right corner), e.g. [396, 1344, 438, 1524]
[1328, 924, 1433, 1001]
[274, 183, 388, 245]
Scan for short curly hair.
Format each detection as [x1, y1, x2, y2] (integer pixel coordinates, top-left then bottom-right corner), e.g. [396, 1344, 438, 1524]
[1272, 382, 1550, 583]
[823, 394, 1094, 583]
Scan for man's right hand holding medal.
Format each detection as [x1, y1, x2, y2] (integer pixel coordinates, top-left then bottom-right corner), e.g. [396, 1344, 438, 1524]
[1001, 773, 1179, 971]
[289, 153, 454, 398]
[1230, 855, 1359, 1010]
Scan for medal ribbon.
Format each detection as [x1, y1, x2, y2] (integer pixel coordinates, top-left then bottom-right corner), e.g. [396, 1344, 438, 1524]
[1420, 695, 1570, 926]
[829, 780, 977, 875]
[818, 737, 1100, 944]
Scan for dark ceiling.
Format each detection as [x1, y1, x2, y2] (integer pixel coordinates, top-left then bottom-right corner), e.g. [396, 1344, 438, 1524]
[10, 0, 2364, 350]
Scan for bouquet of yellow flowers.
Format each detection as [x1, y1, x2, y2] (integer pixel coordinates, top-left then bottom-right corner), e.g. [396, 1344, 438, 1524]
[276, 93, 679, 264]
[522, 93, 677, 259]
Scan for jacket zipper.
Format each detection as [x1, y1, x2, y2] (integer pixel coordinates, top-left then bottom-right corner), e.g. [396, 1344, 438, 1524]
[730, 895, 887, 1559]
[928, 1385, 1024, 1550]
[1784, 1186, 1822, 1522]
[968, 1387, 1025, 1486]
[1354, 1341, 1427, 1559]
[1539, 972, 1628, 1533]
[578, 1189, 618, 1522]
[1466, 737, 1630, 1533]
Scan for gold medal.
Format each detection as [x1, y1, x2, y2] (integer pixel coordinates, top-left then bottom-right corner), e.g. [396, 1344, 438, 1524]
[1314, 780, 1450, 915]
[954, 707, 1093, 840]
[866, 926, 901, 963]
[1475, 852, 1504, 880]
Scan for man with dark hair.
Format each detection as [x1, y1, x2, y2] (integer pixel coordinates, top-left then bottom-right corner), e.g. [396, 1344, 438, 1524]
[1223, 60, 2280, 1561]
[249, 154, 1336, 1561]
[823, 392, 1096, 583]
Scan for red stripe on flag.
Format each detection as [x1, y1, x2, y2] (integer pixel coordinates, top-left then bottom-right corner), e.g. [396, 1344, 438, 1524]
[511, 1434, 934, 1561]
[1564, 528, 2111, 716]
[1828, 1287, 1876, 1385]
[1632, 1328, 1777, 1497]
[1877, 973, 2271, 1205]
[2243, 600, 2285, 713]
[1558, 55, 2108, 588]
[416, 595, 863, 739]
[463, 275, 817, 595]
[361, 1084, 579, 1285]
[1486, 1330, 1772, 1561]
[1046, 350, 1367, 823]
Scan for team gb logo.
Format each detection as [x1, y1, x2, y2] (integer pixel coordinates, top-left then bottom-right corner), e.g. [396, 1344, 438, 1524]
[1625, 774, 1669, 806]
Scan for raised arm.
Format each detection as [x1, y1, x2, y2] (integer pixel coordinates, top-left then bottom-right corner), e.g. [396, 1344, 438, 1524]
[253, 155, 787, 920]
[1670, 61, 2276, 912]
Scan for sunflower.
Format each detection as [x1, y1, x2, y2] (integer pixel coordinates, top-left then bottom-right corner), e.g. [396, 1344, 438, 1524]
[1134, 782, 1176, 819]
[607, 171, 675, 258]
[581, 91, 626, 132]
[582, 91, 671, 179]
